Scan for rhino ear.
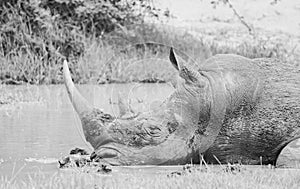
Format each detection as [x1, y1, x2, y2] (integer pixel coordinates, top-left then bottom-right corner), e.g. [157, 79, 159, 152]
[169, 48, 203, 84]
[169, 47, 179, 70]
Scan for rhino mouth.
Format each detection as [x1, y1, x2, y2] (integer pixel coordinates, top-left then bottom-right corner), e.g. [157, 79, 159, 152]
[92, 149, 146, 166]
[91, 143, 137, 166]
[95, 146, 120, 158]
[92, 145, 121, 163]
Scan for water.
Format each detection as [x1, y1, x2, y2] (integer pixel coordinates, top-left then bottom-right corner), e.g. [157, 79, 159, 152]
[0, 84, 175, 180]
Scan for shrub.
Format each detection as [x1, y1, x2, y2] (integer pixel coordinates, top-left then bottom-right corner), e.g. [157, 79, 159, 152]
[0, 0, 160, 59]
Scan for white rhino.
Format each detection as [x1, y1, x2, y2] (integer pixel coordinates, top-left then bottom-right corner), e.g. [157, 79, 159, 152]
[63, 48, 300, 166]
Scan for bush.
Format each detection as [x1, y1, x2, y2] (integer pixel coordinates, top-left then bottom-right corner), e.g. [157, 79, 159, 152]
[0, 0, 160, 59]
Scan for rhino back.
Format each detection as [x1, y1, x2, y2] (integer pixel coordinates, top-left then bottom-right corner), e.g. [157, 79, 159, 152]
[201, 54, 260, 71]
[205, 58, 300, 165]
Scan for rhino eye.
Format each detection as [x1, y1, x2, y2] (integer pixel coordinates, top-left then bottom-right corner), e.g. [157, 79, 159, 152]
[196, 82, 206, 88]
[180, 68, 197, 83]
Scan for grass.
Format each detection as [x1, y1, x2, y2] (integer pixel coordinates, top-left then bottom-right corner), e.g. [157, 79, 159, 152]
[1, 21, 299, 85]
[1, 166, 300, 189]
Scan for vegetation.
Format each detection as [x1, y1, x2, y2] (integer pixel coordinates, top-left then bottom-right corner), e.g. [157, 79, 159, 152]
[0, 0, 163, 84]
[1, 166, 300, 189]
[0, 0, 298, 85]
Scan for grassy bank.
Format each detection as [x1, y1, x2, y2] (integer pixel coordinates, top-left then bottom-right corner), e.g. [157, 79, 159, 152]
[1, 166, 300, 189]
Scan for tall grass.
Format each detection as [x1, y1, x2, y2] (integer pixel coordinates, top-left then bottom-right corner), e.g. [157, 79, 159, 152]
[2, 22, 297, 85]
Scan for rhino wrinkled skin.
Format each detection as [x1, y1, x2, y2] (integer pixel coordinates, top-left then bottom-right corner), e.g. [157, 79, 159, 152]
[63, 48, 300, 166]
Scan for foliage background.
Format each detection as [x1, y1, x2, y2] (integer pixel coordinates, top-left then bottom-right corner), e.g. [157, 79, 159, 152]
[0, 0, 298, 84]
[0, 0, 161, 61]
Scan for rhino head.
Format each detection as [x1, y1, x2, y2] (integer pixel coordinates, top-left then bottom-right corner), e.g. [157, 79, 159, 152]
[63, 48, 226, 165]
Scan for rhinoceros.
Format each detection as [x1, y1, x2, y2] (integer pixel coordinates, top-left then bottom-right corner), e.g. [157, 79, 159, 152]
[63, 48, 300, 166]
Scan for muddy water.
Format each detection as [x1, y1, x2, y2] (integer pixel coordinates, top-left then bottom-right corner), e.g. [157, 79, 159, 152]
[0, 84, 175, 180]
[1, 84, 300, 181]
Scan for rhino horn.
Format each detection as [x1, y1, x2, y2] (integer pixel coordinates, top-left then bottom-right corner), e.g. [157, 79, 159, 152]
[117, 93, 131, 117]
[63, 60, 92, 115]
[169, 48, 204, 84]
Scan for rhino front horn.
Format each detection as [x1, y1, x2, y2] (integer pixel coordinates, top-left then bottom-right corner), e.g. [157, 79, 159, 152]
[63, 60, 92, 116]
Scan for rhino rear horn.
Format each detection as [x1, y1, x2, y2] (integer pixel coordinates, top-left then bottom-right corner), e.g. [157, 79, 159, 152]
[117, 93, 132, 117]
[63, 60, 92, 116]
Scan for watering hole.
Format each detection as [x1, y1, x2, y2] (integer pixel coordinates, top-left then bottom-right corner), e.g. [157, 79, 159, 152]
[1, 84, 300, 181]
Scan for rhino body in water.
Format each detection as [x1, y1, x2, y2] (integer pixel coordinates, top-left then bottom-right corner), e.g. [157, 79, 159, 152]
[63, 48, 300, 166]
